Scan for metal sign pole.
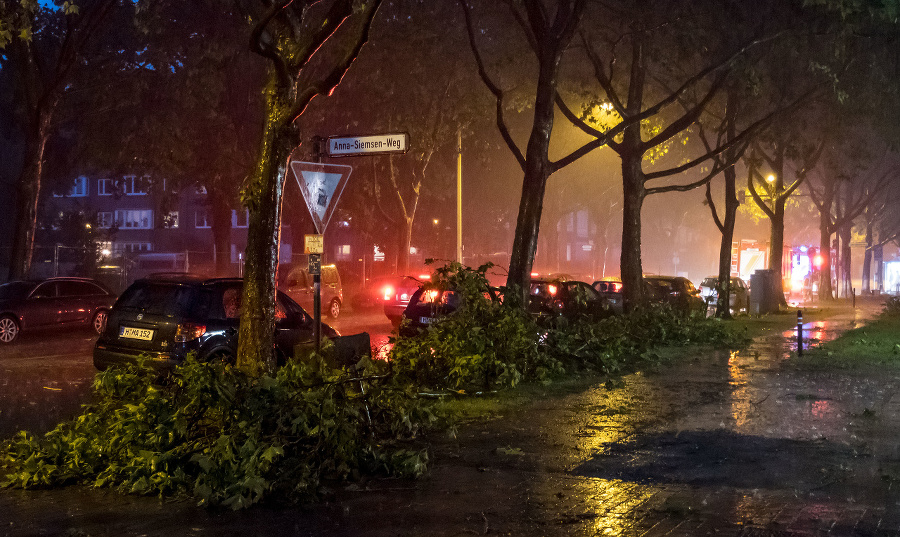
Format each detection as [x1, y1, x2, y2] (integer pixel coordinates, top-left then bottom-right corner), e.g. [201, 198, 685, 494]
[309, 252, 322, 353]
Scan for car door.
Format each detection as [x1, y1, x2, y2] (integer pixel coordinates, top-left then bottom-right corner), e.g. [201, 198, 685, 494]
[273, 293, 314, 358]
[21, 282, 62, 328]
[283, 268, 313, 312]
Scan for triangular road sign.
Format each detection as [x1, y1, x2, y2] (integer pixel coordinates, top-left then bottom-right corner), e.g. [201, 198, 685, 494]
[289, 160, 353, 234]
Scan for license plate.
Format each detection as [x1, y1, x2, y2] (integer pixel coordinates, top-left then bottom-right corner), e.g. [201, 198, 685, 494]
[120, 326, 154, 341]
[419, 316, 433, 324]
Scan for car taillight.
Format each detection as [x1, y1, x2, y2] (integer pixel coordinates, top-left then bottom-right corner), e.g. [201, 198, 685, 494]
[174, 323, 206, 342]
[383, 286, 394, 301]
[548, 284, 558, 296]
[612, 283, 623, 292]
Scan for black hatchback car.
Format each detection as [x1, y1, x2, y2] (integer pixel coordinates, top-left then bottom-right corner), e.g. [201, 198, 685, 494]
[93, 275, 338, 371]
[643, 275, 704, 314]
[528, 278, 613, 321]
[0, 277, 116, 344]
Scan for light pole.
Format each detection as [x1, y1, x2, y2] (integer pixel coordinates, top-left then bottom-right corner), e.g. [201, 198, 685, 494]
[457, 129, 463, 264]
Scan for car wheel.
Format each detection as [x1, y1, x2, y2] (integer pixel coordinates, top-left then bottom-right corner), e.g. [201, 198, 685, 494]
[92, 310, 108, 335]
[328, 299, 341, 319]
[0, 315, 19, 344]
[205, 349, 235, 366]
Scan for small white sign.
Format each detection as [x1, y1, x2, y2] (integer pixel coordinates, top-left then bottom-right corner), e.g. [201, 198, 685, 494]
[327, 133, 409, 157]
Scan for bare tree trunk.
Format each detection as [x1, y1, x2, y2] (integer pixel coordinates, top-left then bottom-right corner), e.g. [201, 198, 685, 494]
[620, 142, 646, 312]
[9, 109, 53, 280]
[236, 108, 291, 376]
[818, 208, 834, 301]
[839, 222, 852, 298]
[506, 32, 568, 298]
[714, 165, 739, 318]
[862, 220, 873, 293]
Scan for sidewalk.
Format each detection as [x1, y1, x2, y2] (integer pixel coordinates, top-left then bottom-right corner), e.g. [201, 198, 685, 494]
[2, 299, 898, 536]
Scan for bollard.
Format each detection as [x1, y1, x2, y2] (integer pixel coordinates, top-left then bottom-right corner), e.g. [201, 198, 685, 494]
[797, 309, 803, 356]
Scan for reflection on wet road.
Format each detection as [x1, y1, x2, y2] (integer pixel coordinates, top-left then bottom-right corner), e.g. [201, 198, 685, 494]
[562, 305, 900, 535]
[0, 331, 97, 438]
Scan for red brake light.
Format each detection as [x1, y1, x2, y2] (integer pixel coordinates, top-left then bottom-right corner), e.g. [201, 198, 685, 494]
[383, 286, 394, 301]
[612, 282, 623, 292]
[418, 274, 431, 280]
[175, 323, 206, 343]
[548, 284, 558, 296]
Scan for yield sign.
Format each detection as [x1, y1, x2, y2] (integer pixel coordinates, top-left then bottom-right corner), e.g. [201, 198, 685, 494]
[289, 160, 353, 234]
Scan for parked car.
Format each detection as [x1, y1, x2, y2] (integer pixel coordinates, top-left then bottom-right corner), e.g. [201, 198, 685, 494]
[93, 275, 338, 371]
[278, 263, 343, 319]
[592, 278, 624, 314]
[528, 278, 613, 321]
[643, 275, 704, 314]
[383, 275, 431, 327]
[698, 275, 750, 313]
[0, 277, 116, 344]
[399, 284, 501, 336]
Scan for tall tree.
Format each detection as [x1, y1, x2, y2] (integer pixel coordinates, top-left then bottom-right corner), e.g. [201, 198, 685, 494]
[461, 0, 634, 301]
[237, 0, 383, 375]
[2, 0, 118, 280]
[559, 1, 809, 311]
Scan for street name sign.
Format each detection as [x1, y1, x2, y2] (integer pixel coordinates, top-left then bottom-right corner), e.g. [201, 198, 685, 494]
[326, 132, 410, 157]
[290, 160, 353, 234]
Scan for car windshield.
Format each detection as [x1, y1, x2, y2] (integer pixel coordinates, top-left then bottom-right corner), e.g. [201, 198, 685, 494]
[115, 282, 198, 316]
[701, 278, 717, 288]
[0, 281, 36, 300]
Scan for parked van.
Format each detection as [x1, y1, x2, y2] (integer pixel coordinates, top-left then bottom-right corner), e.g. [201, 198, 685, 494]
[278, 263, 343, 319]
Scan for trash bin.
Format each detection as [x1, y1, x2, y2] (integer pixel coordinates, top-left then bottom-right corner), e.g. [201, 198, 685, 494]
[749, 269, 777, 315]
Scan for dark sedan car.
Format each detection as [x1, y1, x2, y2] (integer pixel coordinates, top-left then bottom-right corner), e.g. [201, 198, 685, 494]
[0, 277, 116, 344]
[399, 285, 501, 336]
[528, 278, 613, 321]
[93, 275, 338, 371]
[383, 275, 431, 327]
[592, 278, 624, 314]
[643, 275, 704, 314]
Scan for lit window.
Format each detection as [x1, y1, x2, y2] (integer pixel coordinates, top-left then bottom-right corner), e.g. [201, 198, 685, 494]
[195, 209, 211, 229]
[115, 209, 153, 229]
[232, 209, 249, 228]
[163, 211, 179, 229]
[113, 242, 153, 253]
[374, 246, 385, 262]
[336, 244, 351, 261]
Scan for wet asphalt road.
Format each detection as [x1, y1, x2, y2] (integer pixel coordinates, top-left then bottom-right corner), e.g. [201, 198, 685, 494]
[4, 301, 900, 536]
[0, 309, 393, 438]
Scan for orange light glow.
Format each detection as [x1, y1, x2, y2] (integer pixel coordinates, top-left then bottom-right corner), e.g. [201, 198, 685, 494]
[382, 286, 394, 300]
[426, 290, 439, 302]
[548, 284, 558, 296]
